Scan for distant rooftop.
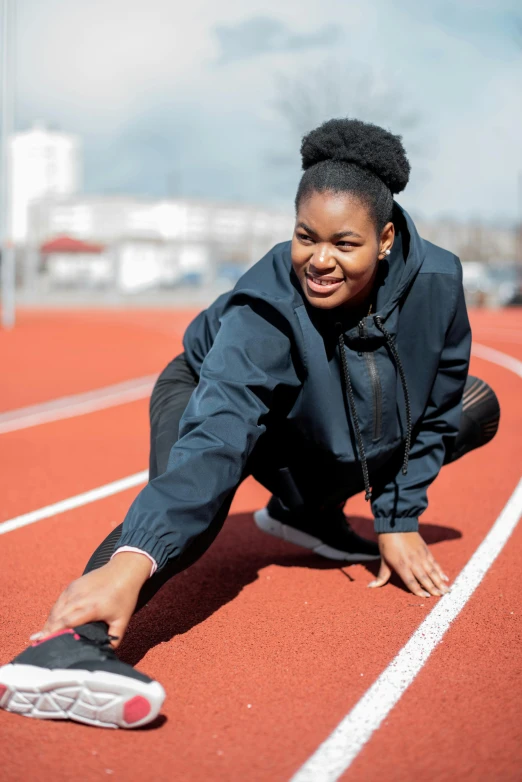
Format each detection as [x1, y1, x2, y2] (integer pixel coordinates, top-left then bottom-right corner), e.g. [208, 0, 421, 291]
[41, 236, 105, 254]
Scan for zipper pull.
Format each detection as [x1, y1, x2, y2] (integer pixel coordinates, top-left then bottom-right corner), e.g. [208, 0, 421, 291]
[358, 320, 365, 357]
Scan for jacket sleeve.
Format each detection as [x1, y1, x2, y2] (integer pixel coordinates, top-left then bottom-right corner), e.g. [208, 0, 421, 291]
[371, 268, 471, 534]
[116, 300, 301, 570]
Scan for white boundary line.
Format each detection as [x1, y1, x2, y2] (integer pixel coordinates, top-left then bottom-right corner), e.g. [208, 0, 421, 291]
[0, 375, 157, 434]
[290, 478, 522, 782]
[0, 471, 148, 536]
[471, 343, 522, 378]
[290, 342, 522, 781]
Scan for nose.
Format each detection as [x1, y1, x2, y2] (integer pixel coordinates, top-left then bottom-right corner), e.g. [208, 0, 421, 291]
[310, 243, 336, 270]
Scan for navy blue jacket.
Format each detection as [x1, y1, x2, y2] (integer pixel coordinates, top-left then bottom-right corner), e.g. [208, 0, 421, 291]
[118, 205, 471, 570]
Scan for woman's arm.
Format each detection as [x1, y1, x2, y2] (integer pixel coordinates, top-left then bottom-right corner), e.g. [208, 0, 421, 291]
[32, 300, 301, 641]
[115, 300, 301, 571]
[33, 552, 152, 647]
[371, 263, 471, 535]
[369, 262, 471, 597]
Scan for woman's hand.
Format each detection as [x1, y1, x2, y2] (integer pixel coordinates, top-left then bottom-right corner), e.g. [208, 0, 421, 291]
[369, 532, 450, 597]
[30, 552, 152, 648]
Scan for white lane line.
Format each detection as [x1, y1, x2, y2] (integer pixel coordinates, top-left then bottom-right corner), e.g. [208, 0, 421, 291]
[291, 342, 522, 782]
[291, 478, 522, 782]
[0, 471, 148, 536]
[0, 375, 157, 434]
[472, 343, 522, 378]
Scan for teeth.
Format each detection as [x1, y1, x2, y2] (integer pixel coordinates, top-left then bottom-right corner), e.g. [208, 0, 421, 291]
[310, 277, 341, 286]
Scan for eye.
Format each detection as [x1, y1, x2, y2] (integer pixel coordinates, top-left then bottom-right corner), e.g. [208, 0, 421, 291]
[297, 232, 313, 243]
[336, 241, 356, 250]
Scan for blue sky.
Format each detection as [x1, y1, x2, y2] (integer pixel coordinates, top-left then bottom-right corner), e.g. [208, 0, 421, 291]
[15, 0, 522, 222]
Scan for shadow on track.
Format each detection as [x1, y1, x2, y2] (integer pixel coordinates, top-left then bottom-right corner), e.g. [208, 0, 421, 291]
[117, 512, 460, 667]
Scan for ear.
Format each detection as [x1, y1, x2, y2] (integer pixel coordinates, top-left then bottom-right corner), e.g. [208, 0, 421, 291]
[378, 222, 395, 260]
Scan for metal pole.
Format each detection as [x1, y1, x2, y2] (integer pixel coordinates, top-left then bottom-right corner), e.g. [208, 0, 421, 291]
[518, 170, 522, 264]
[1, 0, 15, 329]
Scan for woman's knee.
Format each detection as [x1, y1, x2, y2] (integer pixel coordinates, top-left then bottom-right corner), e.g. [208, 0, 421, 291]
[447, 376, 500, 463]
[149, 353, 197, 429]
[462, 375, 500, 443]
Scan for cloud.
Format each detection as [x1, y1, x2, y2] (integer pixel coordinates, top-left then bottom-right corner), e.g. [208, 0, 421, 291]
[214, 16, 339, 63]
[13, 0, 522, 220]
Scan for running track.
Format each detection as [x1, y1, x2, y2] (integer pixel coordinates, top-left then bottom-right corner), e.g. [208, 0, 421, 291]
[0, 307, 521, 781]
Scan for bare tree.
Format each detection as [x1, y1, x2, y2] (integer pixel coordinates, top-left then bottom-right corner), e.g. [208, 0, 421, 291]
[268, 58, 424, 170]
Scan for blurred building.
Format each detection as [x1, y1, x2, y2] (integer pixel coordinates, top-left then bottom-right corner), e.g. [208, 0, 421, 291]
[9, 123, 81, 244]
[41, 236, 112, 288]
[414, 216, 521, 306]
[10, 123, 519, 303]
[23, 196, 294, 293]
[414, 217, 517, 263]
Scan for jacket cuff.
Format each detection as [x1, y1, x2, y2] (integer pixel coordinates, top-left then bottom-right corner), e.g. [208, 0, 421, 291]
[374, 516, 419, 533]
[115, 528, 171, 571]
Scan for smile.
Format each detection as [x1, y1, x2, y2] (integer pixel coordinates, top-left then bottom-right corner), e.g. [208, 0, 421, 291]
[306, 273, 345, 293]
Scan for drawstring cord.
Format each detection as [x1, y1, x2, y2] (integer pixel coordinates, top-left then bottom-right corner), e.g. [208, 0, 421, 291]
[337, 326, 372, 501]
[336, 316, 413, 501]
[374, 316, 412, 476]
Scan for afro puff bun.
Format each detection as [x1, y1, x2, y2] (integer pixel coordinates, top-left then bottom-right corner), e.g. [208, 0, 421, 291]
[300, 118, 410, 195]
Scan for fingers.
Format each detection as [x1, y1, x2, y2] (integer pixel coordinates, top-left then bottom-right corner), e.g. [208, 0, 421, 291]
[401, 555, 450, 598]
[371, 532, 451, 599]
[28, 565, 141, 645]
[39, 604, 100, 637]
[427, 554, 450, 584]
[30, 582, 100, 640]
[411, 565, 444, 597]
[32, 606, 128, 649]
[368, 559, 392, 589]
[418, 552, 451, 596]
[108, 617, 130, 648]
[396, 566, 432, 598]
[31, 594, 71, 639]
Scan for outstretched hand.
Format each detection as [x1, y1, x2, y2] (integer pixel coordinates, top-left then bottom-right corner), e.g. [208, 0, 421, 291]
[368, 531, 450, 598]
[30, 552, 152, 648]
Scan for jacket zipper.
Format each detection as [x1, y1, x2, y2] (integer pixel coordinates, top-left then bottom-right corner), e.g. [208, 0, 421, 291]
[359, 319, 383, 442]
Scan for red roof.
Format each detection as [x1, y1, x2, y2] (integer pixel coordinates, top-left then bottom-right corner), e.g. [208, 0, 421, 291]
[41, 236, 105, 254]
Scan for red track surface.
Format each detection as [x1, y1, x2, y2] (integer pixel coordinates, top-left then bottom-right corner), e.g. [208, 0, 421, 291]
[0, 308, 521, 781]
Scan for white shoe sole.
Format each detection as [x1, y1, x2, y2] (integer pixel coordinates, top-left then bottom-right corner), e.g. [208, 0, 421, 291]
[253, 508, 380, 562]
[0, 663, 166, 729]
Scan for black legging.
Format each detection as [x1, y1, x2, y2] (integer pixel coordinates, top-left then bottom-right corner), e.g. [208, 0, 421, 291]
[83, 354, 500, 612]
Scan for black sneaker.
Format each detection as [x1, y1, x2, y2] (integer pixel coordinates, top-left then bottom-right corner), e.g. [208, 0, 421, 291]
[0, 624, 165, 729]
[254, 496, 380, 561]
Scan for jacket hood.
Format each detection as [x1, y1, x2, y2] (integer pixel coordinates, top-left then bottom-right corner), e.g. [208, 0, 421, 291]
[339, 202, 426, 344]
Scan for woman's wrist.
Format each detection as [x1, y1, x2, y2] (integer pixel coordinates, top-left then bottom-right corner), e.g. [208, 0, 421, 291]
[107, 550, 152, 588]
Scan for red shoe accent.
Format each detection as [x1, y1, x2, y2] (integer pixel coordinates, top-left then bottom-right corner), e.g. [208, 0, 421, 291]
[123, 695, 151, 724]
[31, 629, 75, 647]
[0, 684, 7, 700]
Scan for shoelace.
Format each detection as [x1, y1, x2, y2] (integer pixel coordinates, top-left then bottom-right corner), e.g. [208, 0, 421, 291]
[337, 317, 412, 502]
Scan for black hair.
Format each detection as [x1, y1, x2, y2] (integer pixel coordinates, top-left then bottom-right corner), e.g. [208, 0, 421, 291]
[295, 118, 411, 232]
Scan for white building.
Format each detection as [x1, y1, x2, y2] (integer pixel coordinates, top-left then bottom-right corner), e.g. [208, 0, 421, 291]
[23, 195, 294, 292]
[9, 123, 81, 244]
[114, 237, 181, 293]
[27, 195, 293, 255]
[41, 236, 112, 288]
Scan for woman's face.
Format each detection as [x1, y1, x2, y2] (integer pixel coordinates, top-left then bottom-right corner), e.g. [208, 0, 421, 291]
[291, 190, 394, 310]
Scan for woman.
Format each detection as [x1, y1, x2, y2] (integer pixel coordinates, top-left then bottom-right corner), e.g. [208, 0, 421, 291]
[0, 119, 499, 729]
